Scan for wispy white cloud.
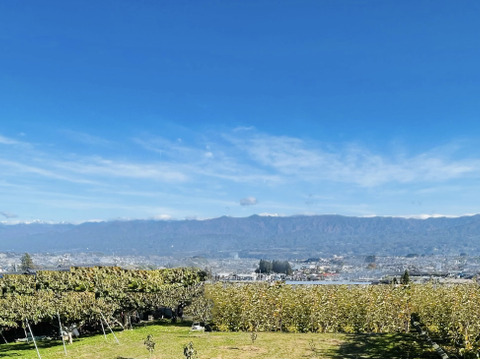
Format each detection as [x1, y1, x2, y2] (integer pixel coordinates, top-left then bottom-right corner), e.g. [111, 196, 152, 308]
[2, 127, 480, 222]
[240, 196, 257, 206]
[258, 212, 281, 217]
[225, 129, 480, 187]
[54, 157, 189, 182]
[59, 130, 113, 147]
[134, 135, 281, 184]
[398, 213, 478, 219]
[133, 136, 207, 162]
[0, 211, 17, 219]
[0, 135, 188, 185]
[152, 214, 172, 220]
[0, 135, 21, 145]
[4, 128, 480, 191]
[0, 134, 32, 148]
[0, 158, 98, 184]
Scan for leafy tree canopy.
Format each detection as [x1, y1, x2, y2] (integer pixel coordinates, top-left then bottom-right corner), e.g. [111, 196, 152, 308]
[20, 253, 34, 272]
[401, 269, 410, 285]
[255, 260, 292, 275]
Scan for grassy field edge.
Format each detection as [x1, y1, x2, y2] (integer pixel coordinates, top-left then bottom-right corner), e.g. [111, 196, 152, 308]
[0, 320, 439, 359]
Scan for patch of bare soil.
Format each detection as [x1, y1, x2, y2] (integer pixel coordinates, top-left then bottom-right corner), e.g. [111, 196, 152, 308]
[219, 345, 267, 353]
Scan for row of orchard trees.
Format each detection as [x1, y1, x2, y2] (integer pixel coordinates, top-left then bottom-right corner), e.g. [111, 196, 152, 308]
[206, 282, 480, 357]
[411, 283, 480, 357]
[207, 282, 412, 333]
[4, 268, 480, 357]
[0, 267, 207, 334]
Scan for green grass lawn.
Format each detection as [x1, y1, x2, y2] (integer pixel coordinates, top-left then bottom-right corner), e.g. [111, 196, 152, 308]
[0, 321, 439, 359]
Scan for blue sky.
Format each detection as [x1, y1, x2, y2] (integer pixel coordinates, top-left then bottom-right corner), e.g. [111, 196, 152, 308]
[1, 1, 480, 223]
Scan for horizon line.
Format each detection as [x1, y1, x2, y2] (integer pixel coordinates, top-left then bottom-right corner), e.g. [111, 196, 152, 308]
[1, 212, 478, 225]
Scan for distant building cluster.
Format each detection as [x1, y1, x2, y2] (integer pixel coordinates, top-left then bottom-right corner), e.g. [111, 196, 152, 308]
[1, 252, 479, 284]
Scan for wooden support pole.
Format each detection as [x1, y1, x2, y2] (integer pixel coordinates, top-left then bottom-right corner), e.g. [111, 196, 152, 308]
[100, 318, 107, 341]
[100, 312, 120, 344]
[0, 329, 8, 344]
[57, 312, 67, 356]
[25, 318, 41, 359]
[23, 325, 29, 343]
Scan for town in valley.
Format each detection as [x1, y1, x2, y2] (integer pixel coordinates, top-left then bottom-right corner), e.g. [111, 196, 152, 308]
[1, 251, 478, 285]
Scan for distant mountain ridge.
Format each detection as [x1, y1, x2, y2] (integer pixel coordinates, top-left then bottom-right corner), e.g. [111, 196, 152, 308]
[1, 214, 480, 257]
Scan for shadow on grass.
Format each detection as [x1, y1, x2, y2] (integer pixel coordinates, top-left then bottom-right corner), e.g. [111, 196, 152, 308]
[133, 318, 194, 328]
[1, 324, 443, 359]
[322, 333, 440, 359]
[0, 320, 193, 358]
[0, 339, 64, 358]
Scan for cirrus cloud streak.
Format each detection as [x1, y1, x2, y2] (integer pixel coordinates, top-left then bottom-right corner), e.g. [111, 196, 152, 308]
[1, 127, 479, 222]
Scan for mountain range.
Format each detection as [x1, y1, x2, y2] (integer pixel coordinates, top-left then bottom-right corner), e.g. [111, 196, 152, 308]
[1, 214, 480, 258]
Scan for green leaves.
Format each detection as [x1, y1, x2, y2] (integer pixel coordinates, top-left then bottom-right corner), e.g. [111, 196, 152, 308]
[412, 283, 480, 357]
[208, 282, 480, 356]
[0, 267, 205, 332]
[208, 283, 412, 334]
[5, 267, 480, 357]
